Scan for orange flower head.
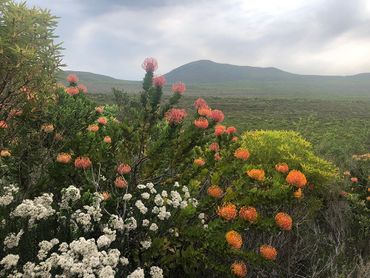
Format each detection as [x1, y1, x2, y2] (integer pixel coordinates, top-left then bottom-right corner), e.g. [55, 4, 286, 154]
[275, 212, 293, 231]
[225, 230, 243, 249]
[102, 191, 111, 201]
[286, 170, 307, 188]
[194, 158, 205, 166]
[217, 203, 237, 221]
[293, 188, 303, 199]
[275, 163, 289, 173]
[41, 123, 54, 133]
[56, 153, 72, 164]
[0, 149, 11, 157]
[114, 176, 128, 189]
[198, 107, 212, 117]
[194, 118, 209, 129]
[65, 87, 79, 96]
[95, 106, 104, 113]
[247, 169, 265, 181]
[74, 156, 92, 169]
[350, 177, 358, 183]
[117, 163, 131, 175]
[226, 126, 237, 134]
[0, 120, 8, 129]
[97, 117, 108, 125]
[260, 245, 277, 260]
[231, 261, 247, 277]
[367, 196, 370, 201]
[103, 136, 112, 144]
[207, 185, 224, 198]
[239, 206, 258, 222]
[234, 148, 250, 160]
[214, 125, 226, 136]
[87, 124, 99, 132]
[231, 136, 238, 142]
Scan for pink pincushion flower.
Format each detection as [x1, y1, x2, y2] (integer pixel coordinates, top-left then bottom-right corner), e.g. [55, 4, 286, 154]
[210, 109, 225, 122]
[194, 98, 208, 109]
[194, 118, 209, 129]
[214, 125, 226, 136]
[153, 75, 166, 87]
[198, 107, 212, 117]
[142, 57, 158, 72]
[172, 82, 186, 94]
[74, 156, 92, 169]
[67, 74, 79, 84]
[209, 142, 219, 152]
[78, 84, 88, 93]
[165, 108, 187, 125]
[226, 126, 237, 134]
[65, 87, 79, 96]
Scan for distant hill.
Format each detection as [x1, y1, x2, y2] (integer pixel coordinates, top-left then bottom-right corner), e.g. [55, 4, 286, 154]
[58, 61, 370, 98]
[57, 71, 140, 94]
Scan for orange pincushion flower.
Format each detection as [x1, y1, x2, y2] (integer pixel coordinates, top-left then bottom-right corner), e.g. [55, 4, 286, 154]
[102, 191, 111, 201]
[231, 136, 238, 142]
[87, 124, 99, 132]
[65, 87, 79, 96]
[117, 163, 131, 174]
[0, 120, 8, 129]
[41, 123, 54, 133]
[207, 185, 224, 198]
[247, 169, 265, 181]
[54, 133, 63, 141]
[239, 206, 258, 222]
[56, 153, 72, 164]
[275, 163, 289, 173]
[198, 107, 212, 117]
[103, 136, 112, 144]
[97, 117, 108, 125]
[74, 156, 92, 169]
[286, 170, 307, 188]
[293, 188, 303, 199]
[231, 261, 247, 277]
[0, 149, 11, 157]
[214, 125, 226, 136]
[194, 118, 209, 129]
[194, 158, 205, 166]
[226, 126, 237, 134]
[225, 230, 243, 249]
[217, 203, 237, 220]
[275, 212, 293, 231]
[234, 148, 250, 160]
[260, 245, 277, 260]
[114, 176, 128, 188]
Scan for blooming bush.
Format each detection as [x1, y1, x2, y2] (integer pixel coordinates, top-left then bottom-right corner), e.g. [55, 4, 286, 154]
[1, 3, 367, 275]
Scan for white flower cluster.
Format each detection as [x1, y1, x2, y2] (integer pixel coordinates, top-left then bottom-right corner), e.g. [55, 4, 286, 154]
[109, 215, 125, 232]
[10, 236, 123, 278]
[3, 229, 24, 249]
[37, 238, 59, 260]
[0, 184, 19, 207]
[71, 193, 102, 232]
[0, 254, 19, 270]
[59, 185, 81, 209]
[11, 193, 55, 226]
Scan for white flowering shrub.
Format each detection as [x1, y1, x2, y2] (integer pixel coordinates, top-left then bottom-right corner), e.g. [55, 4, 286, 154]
[0, 180, 195, 277]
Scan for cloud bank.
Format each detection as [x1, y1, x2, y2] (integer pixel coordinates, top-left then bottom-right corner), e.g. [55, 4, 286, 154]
[23, 0, 370, 79]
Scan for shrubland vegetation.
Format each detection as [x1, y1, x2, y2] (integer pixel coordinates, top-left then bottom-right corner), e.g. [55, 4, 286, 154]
[0, 1, 369, 277]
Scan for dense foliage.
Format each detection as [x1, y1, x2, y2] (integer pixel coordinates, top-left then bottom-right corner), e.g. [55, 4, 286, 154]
[0, 1, 369, 277]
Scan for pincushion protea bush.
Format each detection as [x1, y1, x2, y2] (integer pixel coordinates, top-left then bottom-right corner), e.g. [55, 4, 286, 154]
[1, 2, 369, 276]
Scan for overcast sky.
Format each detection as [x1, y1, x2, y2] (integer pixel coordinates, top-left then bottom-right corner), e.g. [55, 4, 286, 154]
[22, 0, 370, 80]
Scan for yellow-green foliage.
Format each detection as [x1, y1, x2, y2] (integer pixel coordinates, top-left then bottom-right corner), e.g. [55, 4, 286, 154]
[240, 130, 338, 188]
